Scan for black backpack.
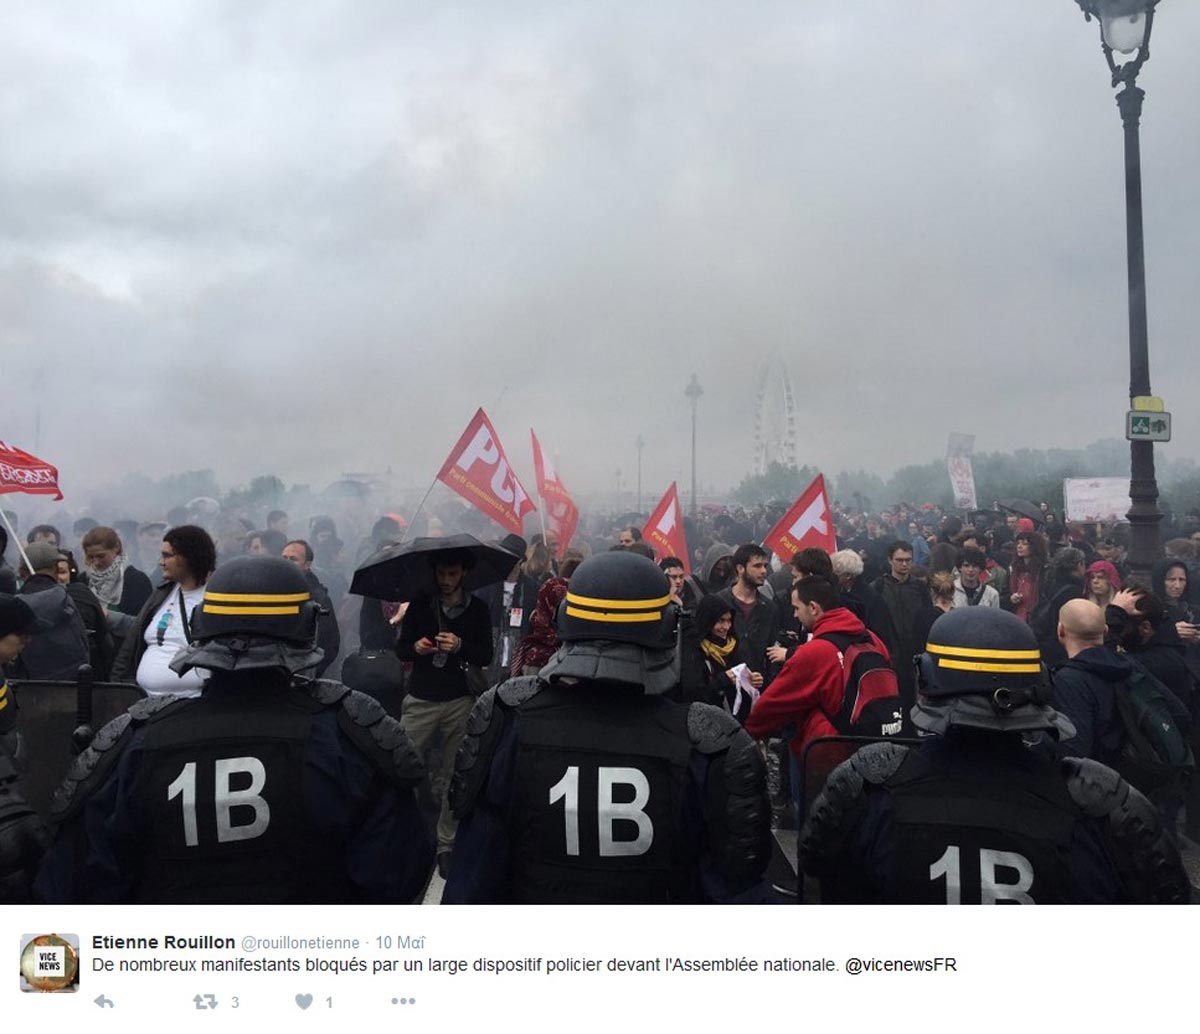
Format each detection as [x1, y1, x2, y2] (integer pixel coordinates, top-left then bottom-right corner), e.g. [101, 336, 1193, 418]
[1107, 665, 1194, 796]
[817, 631, 904, 737]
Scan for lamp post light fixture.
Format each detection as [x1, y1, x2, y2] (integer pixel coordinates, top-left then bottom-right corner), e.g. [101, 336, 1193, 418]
[684, 374, 703, 518]
[1074, 0, 1164, 581]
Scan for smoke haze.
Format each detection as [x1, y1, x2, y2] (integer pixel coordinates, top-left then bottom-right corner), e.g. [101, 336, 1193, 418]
[2, 1, 1198, 505]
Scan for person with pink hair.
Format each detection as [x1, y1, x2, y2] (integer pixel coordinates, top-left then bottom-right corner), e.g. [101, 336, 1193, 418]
[1083, 560, 1122, 610]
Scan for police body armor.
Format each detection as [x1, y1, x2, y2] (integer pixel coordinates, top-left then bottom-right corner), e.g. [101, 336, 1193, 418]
[132, 685, 351, 904]
[508, 681, 697, 904]
[881, 744, 1078, 905]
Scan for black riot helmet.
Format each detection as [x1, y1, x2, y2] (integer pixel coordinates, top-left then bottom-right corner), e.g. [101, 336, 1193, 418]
[912, 607, 1072, 737]
[543, 551, 680, 695]
[171, 557, 323, 675]
[556, 551, 677, 650]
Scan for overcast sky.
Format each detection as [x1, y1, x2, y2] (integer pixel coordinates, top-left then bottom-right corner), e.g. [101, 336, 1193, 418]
[3, 1, 1198, 507]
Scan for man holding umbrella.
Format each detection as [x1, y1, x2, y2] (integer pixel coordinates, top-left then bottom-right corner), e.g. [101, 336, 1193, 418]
[392, 545, 494, 878]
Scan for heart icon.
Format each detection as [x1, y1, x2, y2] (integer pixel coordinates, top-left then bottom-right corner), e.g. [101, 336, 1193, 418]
[295, 994, 313, 1010]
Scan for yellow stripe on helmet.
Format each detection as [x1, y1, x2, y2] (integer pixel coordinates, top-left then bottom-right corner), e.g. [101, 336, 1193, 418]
[926, 643, 1040, 660]
[204, 591, 311, 604]
[203, 604, 302, 616]
[566, 592, 672, 611]
[564, 606, 663, 623]
[936, 658, 1043, 674]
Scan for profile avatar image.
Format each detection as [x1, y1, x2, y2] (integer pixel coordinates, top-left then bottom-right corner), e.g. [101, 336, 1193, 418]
[19, 933, 79, 992]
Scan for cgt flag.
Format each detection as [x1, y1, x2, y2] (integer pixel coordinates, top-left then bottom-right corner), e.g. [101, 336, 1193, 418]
[0, 441, 63, 500]
[436, 409, 536, 536]
[763, 473, 836, 560]
[641, 482, 690, 575]
[530, 430, 579, 557]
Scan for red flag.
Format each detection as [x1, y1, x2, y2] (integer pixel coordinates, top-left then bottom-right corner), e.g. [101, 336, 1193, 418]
[436, 409, 536, 536]
[763, 474, 837, 560]
[641, 482, 690, 575]
[530, 430, 579, 557]
[542, 495, 579, 560]
[0, 441, 63, 500]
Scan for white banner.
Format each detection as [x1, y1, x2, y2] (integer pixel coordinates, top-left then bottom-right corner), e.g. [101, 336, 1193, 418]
[1063, 477, 1131, 523]
[945, 433, 976, 511]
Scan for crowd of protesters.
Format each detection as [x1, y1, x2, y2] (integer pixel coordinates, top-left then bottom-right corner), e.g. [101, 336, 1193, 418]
[3, 486, 1200, 891]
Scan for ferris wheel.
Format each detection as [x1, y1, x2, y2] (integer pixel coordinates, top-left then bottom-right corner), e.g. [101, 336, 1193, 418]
[752, 359, 798, 475]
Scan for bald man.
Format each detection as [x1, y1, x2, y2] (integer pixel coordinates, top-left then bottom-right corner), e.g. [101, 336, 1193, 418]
[1052, 599, 1130, 761]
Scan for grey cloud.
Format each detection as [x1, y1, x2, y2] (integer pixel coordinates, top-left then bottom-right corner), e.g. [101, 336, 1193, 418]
[1, 1, 1197, 509]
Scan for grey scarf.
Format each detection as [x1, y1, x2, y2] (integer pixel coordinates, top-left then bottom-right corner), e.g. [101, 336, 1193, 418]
[86, 554, 128, 608]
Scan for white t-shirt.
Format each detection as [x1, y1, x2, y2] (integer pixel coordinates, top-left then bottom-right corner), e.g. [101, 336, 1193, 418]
[136, 585, 208, 696]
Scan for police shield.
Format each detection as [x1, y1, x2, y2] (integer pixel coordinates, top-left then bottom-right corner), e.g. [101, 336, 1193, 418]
[12, 677, 145, 820]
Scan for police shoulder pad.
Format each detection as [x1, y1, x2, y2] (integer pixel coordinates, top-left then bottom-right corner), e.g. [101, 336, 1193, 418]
[126, 693, 192, 724]
[333, 687, 424, 787]
[49, 712, 136, 822]
[850, 741, 911, 786]
[451, 688, 510, 820]
[308, 678, 351, 708]
[687, 702, 742, 754]
[1061, 756, 1125, 816]
[799, 743, 910, 880]
[497, 675, 546, 709]
[1063, 757, 1190, 904]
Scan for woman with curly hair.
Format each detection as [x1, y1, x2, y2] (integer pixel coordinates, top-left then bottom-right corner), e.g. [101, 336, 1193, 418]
[1005, 530, 1048, 623]
[111, 524, 217, 696]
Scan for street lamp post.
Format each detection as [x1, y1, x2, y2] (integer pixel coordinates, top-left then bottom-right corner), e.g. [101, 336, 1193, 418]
[635, 434, 645, 512]
[684, 374, 703, 518]
[1074, 0, 1165, 581]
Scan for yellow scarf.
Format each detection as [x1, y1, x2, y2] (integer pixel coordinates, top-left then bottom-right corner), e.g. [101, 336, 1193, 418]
[700, 636, 737, 667]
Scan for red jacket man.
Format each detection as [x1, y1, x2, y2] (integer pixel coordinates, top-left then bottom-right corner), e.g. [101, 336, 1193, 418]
[745, 577, 891, 765]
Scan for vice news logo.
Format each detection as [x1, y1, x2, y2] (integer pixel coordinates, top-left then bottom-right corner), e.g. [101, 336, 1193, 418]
[19, 934, 79, 993]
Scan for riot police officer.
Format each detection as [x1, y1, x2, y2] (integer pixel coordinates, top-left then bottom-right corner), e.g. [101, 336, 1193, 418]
[443, 551, 772, 903]
[0, 595, 50, 901]
[799, 606, 1189, 904]
[35, 557, 433, 903]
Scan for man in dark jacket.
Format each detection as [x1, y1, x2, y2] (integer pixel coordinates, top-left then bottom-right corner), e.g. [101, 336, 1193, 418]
[700, 542, 734, 594]
[832, 548, 898, 660]
[1033, 547, 1086, 667]
[473, 534, 536, 684]
[872, 540, 929, 726]
[661, 556, 704, 612]
[395, 547, 493, 877]
[716, 544, 779, 685]
[1052, 599, 1129, 763]
[283, 539, 341, 677]
[1105, 586, 1195, 714]
[14, 542, 93, 681]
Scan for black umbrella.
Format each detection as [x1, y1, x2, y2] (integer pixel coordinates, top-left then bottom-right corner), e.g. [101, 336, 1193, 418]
[996, 498, 1044, 525]
[349, 533, 522, 602]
